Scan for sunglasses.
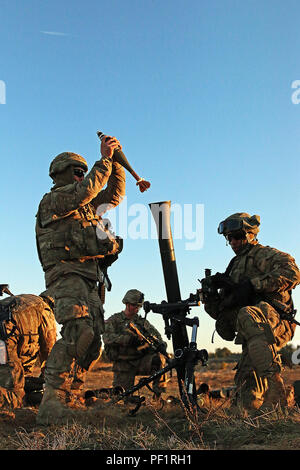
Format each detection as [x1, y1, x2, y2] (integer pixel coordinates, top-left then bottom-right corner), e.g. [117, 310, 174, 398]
[74, 168, 86, 178]
[225, 230, 247, 242]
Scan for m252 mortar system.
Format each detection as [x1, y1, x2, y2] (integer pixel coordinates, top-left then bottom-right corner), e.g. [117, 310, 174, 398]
[86, 201, 208, 415]
[143, 201, 208, 410]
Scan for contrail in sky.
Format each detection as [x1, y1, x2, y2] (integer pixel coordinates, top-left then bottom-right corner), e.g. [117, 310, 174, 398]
[40, 31, 70, 36]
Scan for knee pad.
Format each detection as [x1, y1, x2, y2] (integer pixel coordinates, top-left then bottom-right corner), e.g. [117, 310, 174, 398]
[76, 326, 95, 361]
[63, 318, 95, 364]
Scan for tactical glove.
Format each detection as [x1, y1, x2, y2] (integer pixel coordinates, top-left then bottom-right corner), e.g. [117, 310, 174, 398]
[203, 298, 221, 320]
[98, 237, 123, 270]
[215, 312, 236, 341]
[125, 333, 143, 347]
[201, 272, 233, 308]
[212, 272, 235, 289]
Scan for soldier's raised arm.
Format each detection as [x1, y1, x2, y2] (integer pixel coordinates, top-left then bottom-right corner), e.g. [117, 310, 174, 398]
[39, 136, 124, 219]
[91, 159, 126, 213]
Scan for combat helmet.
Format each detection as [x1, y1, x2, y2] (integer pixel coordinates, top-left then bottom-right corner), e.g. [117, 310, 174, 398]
[218, 212, 260, 236]
[122, 289, 144, 306]
[49, 152, 88, 179]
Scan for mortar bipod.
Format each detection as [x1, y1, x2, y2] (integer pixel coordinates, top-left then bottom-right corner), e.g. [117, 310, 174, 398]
[172, 317, 208, 409]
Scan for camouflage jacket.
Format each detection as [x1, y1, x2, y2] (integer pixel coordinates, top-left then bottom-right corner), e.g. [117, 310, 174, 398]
[0, 294, 57, 373]
[205, 242, 300, 320]
[227, 242, 300, 314]
[103, 311, 166, 362]
[35, 156, 125, 286]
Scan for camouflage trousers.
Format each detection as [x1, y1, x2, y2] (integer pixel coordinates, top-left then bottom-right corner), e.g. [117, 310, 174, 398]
[233, 301, 296, 409]
[44, 274, 104, 392]
[0, 336, 25, 408]
[112, 352, 167, 396]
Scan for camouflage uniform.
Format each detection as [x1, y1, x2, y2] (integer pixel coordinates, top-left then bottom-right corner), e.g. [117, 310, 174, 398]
[0, 294, 56, 408]
[205, 213, 300, 410]
[35, 150, 125, 424]
[103, 290, 168, 397]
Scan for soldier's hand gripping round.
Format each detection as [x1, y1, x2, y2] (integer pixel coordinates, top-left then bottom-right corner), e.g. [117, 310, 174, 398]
[100, 136, 122, 159]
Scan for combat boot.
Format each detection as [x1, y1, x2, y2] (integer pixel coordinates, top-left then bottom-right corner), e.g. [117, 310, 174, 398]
[36, 386, 78, 426]
[260, 373, 291, 410]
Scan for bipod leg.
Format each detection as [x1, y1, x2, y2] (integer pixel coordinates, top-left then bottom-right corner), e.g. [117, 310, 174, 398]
[178, 319, 208, 414]
[109, 361, 178, 415]
[179, 381, 200, 414]
[128, 396, 146, 416]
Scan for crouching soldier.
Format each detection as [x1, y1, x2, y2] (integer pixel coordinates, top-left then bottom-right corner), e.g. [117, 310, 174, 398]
[202, 212, 300, 412]
[0, 291, 56, 408]
[103, 289, 168, 401]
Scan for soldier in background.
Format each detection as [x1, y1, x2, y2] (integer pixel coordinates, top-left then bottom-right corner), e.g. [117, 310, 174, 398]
[35, 135, 125, 425]
[203, 212, 300, 411]
[0, 291, 56, 408]
[103, 289, 168, 401]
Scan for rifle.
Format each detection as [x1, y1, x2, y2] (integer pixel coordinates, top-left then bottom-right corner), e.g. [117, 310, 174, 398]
[199, 269, 237, 303]
[97, 238, 123, 304]
[126, 321, 169, 358]
[199, 269, 220, 304]
[277, 311, 300, 327]
[199, 270, 300, 326]
[0, 286, 17, 340]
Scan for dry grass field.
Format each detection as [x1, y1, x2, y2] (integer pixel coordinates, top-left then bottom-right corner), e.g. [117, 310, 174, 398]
[0, 358, 299, 452]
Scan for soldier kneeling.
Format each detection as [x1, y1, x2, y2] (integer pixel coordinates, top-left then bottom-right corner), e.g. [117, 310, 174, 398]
[103, 289, 168, 401]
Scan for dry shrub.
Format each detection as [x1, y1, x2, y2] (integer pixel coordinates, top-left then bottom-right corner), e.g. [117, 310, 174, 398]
[13, 422, 95, 450]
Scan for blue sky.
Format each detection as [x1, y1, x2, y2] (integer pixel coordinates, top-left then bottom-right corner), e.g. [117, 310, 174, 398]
[0, 0, 299, 353]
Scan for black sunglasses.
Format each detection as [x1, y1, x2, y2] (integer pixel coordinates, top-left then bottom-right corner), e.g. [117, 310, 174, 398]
[226, 230, 247, 242]
[74, 168, 86, 178]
